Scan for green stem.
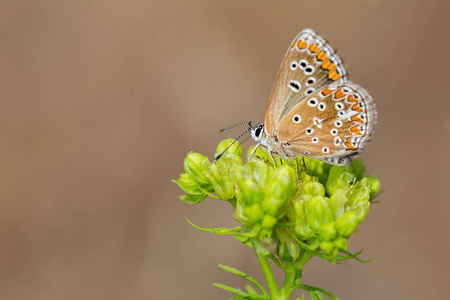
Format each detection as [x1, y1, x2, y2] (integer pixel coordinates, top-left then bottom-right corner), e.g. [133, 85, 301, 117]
[279, 250, 315, 300]
[250, 237, 281, 299]
[279, 261, 296, 300]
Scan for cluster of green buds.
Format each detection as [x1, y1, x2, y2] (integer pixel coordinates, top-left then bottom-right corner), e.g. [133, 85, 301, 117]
[174, 139, 380, 299]
[175, 139, 379, 259]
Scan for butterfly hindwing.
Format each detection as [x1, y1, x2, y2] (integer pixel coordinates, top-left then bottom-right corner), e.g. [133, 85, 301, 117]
[277, 82, 377, 163]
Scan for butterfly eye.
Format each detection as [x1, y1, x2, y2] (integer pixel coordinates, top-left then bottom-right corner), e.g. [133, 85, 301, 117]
[251, 125, 264, 142]
[306, 77, 316, 85]
[292, 114, 301, 123]
[334, 120, 343, 127]
[290, 61, 298, 70]
[308, 98, 318, 107]
[305, 66, 315, 75]
[322, 147, 330, 153]
[334, 137, 342, 146]
[305, 88, 315, 96]
[299, 59, 308, 69]
[335, 102, 344, 110]
[318, 102, 326, 111]
[306, 127, 313, 135]
[330, 128, 339, 136]
[255, 127, 262, 137]
[312, 137, 319, 143]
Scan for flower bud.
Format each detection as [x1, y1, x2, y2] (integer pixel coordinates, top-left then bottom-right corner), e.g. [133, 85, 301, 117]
[361, 175, 380, 198]
[175, 173, 202, 195]
[261, 215, 277, 230]
[245, 203, 264, 223]
[319, 241, 337, 257]
[306, 196, 334, 231]
[325, 165, 355, 196]
[174, 173, 208, 204]
[276, 226, 300, 261]
[328, 189, 347, 220]
[318, 223, 337, 241]
[216, 139, 242, 158]
[179, 193, 208, 204]
[206, 154, 242, 200]
[184, 152, 211, 186]
[335, 211, 360, 238]
[265, 165, 297, 201]
[290, 196, 313, 240]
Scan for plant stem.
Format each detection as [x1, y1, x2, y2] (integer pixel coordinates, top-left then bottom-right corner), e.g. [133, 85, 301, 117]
[250, 237, 281, 299]
[279, 250, 315, 300]
[279, 261, 296, 300]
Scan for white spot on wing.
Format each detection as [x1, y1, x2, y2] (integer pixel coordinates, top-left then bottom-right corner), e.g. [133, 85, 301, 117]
[313, 117, 324, 129]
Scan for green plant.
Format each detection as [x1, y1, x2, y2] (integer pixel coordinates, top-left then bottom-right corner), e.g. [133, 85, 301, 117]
[174, 139, 381, 300]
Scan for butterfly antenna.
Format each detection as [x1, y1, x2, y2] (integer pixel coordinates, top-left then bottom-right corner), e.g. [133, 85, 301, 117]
[215, 128, 252, 162]
[219, 121, 259, 133]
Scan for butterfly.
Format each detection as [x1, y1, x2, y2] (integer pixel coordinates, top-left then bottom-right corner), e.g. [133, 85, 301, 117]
[217, 29, 377, 172]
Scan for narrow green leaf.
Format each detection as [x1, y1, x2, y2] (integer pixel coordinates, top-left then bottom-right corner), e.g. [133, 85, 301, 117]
[213, 283, 246, 296]
[218, 264, 269, 296]
[230, 295, 271, 300]
[295, 284, 341, 300]
[244, 284, 257, 295]
[337, 249, 374, 263]
[370, 189, 384, 203]
[311, 290, 326, 300]
[266, 251, 284, 269]
[185, 218, 246, 236]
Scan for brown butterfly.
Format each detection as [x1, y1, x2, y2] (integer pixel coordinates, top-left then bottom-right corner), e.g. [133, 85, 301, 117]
[218, 29, 377, 173]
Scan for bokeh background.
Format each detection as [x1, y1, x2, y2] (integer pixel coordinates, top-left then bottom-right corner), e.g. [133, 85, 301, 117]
[0, 0, 449, 299]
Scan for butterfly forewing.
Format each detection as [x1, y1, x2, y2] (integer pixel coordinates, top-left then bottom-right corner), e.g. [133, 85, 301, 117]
[265, 29, 348, 136]
[277, 82, 377, 165]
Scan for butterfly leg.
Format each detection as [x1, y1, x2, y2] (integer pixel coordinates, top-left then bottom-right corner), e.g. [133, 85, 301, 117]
[245, 143, 260, 165]
[301, 156, 312, 177]
[269, 151, 277, 167]
[295, 158, 303, 187]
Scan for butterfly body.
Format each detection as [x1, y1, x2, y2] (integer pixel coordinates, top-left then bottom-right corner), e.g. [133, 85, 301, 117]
[250, 29, 377, 166]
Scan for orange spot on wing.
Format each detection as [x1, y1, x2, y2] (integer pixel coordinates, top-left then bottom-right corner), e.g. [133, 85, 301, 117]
[351, 115, 364, 123]
[350, 125, 363, 135]
[322, 59, 335, 70]
[331, 73, 341, 81]
[347, 95, 358, 103]
[334, 88, 345, 99]
[316, 51, 327, 61]
[345, 137, 357, 150]
[351, 103, 363, 112]
[322, 88, 333, 96]
[321, 59, 331, 69]
[328, 69, 341, 81]
[309, 44, 319, 53]
[297, 40, 307, 49]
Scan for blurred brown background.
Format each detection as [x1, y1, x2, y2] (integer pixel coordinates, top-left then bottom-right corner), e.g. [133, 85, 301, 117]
[0, 0, 449, 299]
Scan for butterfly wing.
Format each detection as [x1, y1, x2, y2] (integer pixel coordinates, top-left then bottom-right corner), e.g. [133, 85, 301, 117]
[277, 82, 377, 165]
[264, 29, 348, 137]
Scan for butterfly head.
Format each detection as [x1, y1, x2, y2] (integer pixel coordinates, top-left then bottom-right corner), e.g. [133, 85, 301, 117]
[250, 124, 265, 143]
